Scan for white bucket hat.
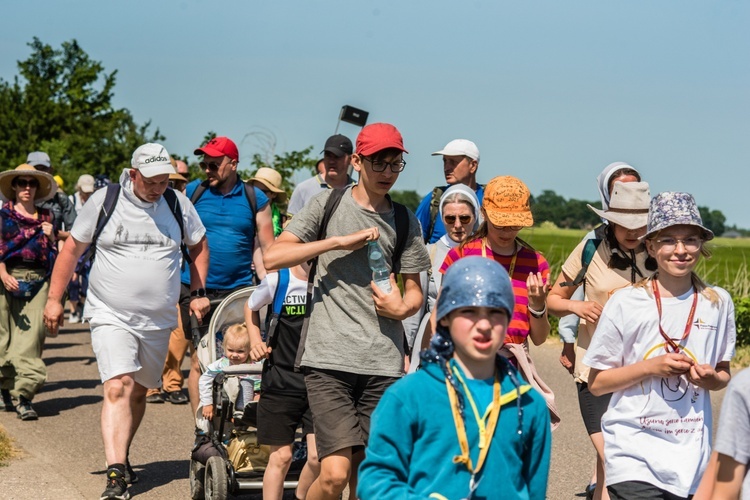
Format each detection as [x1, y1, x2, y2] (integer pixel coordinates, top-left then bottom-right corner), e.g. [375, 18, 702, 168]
[587, 181, 650, 230]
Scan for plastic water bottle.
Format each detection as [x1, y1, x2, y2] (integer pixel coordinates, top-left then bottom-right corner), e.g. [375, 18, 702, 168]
[368, 241, 392, 293]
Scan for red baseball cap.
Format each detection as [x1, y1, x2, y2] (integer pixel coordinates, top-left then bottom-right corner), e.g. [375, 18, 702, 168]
[194, 136, 239, 161]
[355, 123, 408, 157]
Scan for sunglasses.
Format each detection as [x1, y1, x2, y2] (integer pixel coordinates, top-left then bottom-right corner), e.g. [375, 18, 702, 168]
[14, 178, 39, 189]
[444, 214, 473, 225]
[199, 160, 225, 172]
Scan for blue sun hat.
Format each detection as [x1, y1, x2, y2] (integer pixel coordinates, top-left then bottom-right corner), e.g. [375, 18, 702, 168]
[644, 192, 714, 241]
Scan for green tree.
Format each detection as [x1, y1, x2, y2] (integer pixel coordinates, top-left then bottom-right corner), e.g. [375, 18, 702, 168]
[699, 206, 727, 236]
[389, 190, 422, 212]
[0, 38, 163, 189]
[247, 146, 318, 206]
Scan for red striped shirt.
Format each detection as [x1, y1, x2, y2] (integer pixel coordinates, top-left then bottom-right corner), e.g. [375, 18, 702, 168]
[440, 238, 550, 344]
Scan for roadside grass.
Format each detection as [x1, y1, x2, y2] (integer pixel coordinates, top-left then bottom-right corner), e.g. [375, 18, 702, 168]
[0, 424, 18, 466]
[519, 227, 750, 368]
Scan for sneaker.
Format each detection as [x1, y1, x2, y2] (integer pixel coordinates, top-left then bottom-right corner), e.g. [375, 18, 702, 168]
[145, 392, 165, 404]
[0, 389, 14, 412]
[101, 467, 130, 500]
[68, 312, 80, 324]
[165, 390, 188, 405]
[15, 396, 38, 421]
[124, 461, 139, 485]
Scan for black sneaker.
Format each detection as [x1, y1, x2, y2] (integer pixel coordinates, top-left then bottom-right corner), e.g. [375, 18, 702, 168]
[165, 390, 188, 405]
[15, 396, 38, 421]
[145, 392, 165, 404]
[0, 389, 14, 412]
[124, 461, 139, 484]
[101, 467, 130, 499]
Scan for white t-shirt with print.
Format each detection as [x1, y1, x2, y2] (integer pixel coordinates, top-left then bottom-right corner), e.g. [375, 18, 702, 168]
[583, 284, 736, 498]
[71, 171, 206, 331]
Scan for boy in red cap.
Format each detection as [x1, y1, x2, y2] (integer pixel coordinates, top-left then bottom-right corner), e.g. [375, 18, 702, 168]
[264, 123, 430, 500]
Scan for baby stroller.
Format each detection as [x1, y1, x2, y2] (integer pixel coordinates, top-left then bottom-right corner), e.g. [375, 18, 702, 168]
[189, 286, 305, 500]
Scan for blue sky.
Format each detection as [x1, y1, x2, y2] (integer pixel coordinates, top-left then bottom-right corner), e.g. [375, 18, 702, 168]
[2, 1, 749, 227]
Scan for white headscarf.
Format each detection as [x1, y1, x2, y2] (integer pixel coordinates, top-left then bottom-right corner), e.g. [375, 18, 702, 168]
[438, 184, 482, 248]
[596, 162, 641, 211]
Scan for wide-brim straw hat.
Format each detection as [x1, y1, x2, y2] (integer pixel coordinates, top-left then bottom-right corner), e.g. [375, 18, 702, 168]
[587, 181, 650, 230]
[169, 172, 188, 183]
[482, 175, 534, 227]
[0, 164, 56, 203]
[644, 191, 714, 241]
[249, 167, 287, 204]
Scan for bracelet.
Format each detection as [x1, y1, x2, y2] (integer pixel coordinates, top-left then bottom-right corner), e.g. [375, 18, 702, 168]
[528, 304, 547, 318]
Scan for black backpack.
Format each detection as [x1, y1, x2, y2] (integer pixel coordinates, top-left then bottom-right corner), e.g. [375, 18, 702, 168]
[84, 184, 190, 265]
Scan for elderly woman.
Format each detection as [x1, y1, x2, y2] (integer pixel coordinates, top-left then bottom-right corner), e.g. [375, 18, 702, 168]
[405, 184, 480, 370]
[0, 164, 58, 420]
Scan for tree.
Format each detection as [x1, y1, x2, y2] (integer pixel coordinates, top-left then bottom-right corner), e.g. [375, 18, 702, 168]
[699, 206, 727, 236]
[247, 146, 318, 207]
[0, 38, 163, 189]
[389, 190, 422, 212]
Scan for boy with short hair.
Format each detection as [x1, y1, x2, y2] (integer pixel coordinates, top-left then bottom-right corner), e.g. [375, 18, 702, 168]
[357, 257, 551, 499]
[264, 123, 430, 500]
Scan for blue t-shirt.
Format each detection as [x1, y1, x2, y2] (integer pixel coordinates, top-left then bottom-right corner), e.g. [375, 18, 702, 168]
[416, 184, 485, 244]
[180, 179, 269, 289]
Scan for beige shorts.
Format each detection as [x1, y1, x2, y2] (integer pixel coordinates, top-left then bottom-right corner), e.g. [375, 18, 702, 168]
[90, 322, 171, 388]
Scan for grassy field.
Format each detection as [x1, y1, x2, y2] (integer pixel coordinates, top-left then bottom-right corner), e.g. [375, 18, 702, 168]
[520, 226, 750, 297]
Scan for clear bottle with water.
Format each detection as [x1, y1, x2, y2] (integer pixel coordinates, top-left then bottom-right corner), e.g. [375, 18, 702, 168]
[368, 240, 392, 293]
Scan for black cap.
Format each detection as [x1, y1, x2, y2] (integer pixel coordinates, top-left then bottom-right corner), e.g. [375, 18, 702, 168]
[322, 134, 353, 157]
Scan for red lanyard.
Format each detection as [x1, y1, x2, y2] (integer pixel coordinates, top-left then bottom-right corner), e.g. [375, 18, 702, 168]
[651, 276, 697, 353]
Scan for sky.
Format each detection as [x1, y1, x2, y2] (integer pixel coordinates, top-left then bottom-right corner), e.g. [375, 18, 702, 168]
[2, 1, 749, 227]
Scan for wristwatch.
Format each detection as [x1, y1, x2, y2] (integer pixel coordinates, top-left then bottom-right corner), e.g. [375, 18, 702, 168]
[190, 288, 207, 298]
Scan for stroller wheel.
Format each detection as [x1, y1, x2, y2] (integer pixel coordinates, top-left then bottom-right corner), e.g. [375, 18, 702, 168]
[205, 455, 229, 500]
[189, 459, 205, 500]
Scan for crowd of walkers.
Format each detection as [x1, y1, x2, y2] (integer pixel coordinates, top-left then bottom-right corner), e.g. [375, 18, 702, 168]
[0, 125, 746, 499]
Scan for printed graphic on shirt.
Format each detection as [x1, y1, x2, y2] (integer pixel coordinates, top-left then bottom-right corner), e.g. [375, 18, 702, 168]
[283, 292, 307, 316]
[112, 222, 177, 252]
[642, 341, 700, 403]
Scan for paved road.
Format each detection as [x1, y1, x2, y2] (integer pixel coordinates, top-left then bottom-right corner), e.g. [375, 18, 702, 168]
[0, 322, 731, 499]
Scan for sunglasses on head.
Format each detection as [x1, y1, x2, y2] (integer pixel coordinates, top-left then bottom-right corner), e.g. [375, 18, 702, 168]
[444, 214, 473, 224]
[14, 178, 39, 189]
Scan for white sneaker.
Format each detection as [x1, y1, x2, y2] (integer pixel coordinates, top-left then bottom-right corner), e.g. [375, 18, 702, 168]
[68, 312, 80, 324]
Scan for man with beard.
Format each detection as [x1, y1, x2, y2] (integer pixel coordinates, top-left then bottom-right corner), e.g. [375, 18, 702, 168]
[181, 136, 275, 417]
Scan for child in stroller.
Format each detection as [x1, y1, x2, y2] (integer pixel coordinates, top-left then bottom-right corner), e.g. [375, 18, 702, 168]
[198, 323, 258, 423]
[189, 287, 304, 500]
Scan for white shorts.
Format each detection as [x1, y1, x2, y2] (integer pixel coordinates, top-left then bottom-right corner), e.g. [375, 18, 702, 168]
[90, 322, 172, 388]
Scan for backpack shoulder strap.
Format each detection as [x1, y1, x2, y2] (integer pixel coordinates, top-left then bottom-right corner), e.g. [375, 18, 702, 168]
[243, 181, 257, 219]
[265, 268, 291, 349]
[425, 186, 445, 243]
[560, 224, 606, 287]
[163, 188, 192, 265]
[389, 197, 409, 274]
[189, 180, 210, 205]
[84, 183, 121, 264]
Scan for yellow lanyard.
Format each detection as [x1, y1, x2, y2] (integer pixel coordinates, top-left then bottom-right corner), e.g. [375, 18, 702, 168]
[481, 238, 518, 277]
[445, 365, 502, 476]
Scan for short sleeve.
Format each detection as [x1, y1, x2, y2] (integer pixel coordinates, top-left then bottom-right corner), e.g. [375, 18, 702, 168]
[439, 247, 461, 274]
[582, 297, 625, 370]
[284, 189, 329, 243]
[247, 273, 278, 311]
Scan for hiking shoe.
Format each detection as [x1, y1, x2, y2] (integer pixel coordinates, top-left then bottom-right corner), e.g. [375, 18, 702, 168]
[101, 467, 130, 500]
[124, 461, 139, 484]
[0, 389, 14, 412]
[15, 396, 38, 421]
[145, 392, 165, 404]
[165, 390, 188, 405]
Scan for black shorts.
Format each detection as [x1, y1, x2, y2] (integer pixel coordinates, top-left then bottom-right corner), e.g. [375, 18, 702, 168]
[304, 367, 398, 460]
[608, 480, 692, 500]
[256, 391, 314, 446]
[577, 381, 612, 435]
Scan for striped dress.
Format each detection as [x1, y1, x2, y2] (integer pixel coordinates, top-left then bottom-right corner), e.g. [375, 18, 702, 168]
[440, 237, 550, 345]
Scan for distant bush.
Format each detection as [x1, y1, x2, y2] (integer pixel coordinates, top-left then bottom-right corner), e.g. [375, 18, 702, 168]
[734, 296, 750, 348]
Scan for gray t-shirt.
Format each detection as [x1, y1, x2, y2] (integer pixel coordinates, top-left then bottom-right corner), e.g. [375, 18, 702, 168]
[714, 367, 750, 499]
[286, 186, 430, 377]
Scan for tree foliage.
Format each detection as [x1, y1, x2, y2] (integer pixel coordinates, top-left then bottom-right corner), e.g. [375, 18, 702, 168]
[0, 38, 162, 188]
[246, 146, 318, 203]
[699, 206, 726, 236]
[530, 190, 601, 229]
[389, 190, 422, 212]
